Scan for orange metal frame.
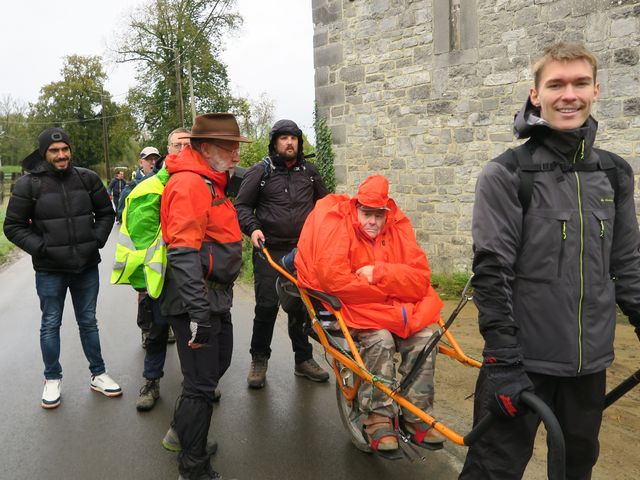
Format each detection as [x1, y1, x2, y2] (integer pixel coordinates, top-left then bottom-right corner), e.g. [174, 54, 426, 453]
[263, 247, 481, 446]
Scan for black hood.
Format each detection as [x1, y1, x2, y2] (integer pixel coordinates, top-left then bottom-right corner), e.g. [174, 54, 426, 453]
[513, 96, 549, 139]
[268, 119, 304, 166]
[21, 150, 50, 174]
[513, 96, 599, 160]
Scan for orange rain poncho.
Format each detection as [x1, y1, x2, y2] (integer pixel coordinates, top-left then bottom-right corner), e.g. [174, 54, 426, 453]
[295, 176, 443, 338]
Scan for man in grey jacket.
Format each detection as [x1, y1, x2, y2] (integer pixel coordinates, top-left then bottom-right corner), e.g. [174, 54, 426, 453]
[460, 42, 640, 479]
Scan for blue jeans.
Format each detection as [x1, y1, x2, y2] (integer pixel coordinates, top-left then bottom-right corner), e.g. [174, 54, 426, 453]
[35, 266, 106, 379]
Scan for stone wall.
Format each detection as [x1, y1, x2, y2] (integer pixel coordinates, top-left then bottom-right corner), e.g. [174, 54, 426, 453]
[312, 0, 640, 272]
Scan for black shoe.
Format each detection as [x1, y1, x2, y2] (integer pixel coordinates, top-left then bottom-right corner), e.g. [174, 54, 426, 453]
[178, 463, 223, 479]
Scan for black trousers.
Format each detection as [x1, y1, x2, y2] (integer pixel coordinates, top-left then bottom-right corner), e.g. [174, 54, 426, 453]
[250, 248, 312, 364]
[459, 369, 606, 480]
[169, 311, 233, 476]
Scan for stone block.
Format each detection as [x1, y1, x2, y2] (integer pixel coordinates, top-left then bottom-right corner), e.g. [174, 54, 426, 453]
[314, 31, 328, 48]
[315, 67, 329, 88]
[314, 44, 343, 68]
[397, 137, 416, 156]
[316, 84, 345, 107]
[313, 4, 342, 26]
[624, 98, 640, 116]
[455, 128, 474, 143]
[434, 167, 454, 185]
[484, 71, 519, 86]
[611, 17, 637, 37]
[427, 100, 453, 114]
[331, 124, 347, 145]
[340, 65, 365, 83]
[615, 48, 640, 66]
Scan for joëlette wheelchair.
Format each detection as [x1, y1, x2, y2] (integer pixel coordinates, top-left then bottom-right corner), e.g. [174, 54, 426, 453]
[259, 243, 570, 479]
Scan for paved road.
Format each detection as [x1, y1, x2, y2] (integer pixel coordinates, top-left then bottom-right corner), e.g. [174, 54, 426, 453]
[0, 226, 462, 480]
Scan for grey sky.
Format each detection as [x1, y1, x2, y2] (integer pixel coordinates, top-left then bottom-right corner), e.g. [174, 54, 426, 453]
[1, 0, 315, 140]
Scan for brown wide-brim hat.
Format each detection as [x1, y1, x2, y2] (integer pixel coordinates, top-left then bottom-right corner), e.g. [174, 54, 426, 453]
[184, 112, 251, 143]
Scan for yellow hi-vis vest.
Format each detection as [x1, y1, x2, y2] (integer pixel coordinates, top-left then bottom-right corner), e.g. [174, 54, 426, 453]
[110, 172, 168, 299]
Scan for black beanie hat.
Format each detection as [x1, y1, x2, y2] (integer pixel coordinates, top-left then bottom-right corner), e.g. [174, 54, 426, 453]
[38, 128, 71, 157]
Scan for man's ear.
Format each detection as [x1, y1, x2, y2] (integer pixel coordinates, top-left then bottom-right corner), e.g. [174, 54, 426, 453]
[529, 88, 540, 107]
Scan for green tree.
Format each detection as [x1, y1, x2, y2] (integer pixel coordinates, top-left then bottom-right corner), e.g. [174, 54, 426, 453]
[30, 55, 139, 173]
[116, 0, 241, 150]
[0, 96, 32, 166]
[313, 103, 336, 192]
[235, 93, 274, 168]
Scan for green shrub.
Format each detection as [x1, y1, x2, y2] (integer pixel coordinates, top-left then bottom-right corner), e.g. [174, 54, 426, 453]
[0, 207, 15, 265]
[431, 272, 472, 299]
[313, 103, 336, 193]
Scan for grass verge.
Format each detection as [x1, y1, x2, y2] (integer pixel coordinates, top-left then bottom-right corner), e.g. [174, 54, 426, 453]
[0, 206, 15, 266]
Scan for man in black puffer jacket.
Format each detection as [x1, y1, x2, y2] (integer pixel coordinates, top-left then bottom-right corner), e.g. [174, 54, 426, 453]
[3, 127, 121, 410]
[235, 119, 330, 388]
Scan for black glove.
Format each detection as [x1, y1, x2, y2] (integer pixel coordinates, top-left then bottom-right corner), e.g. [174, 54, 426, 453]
[189, 321, 211, 346]
[482, 346, 534, 419]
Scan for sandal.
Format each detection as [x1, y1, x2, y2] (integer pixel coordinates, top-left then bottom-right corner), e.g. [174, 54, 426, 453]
[403, 420, 446, 450]
[361, 414, 404, 460]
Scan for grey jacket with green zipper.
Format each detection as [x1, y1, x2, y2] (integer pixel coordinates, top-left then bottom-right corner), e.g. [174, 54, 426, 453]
[471, 99, 640, 377]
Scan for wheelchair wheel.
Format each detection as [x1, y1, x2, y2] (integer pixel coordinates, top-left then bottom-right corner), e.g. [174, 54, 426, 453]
[335, 362, 371, 453]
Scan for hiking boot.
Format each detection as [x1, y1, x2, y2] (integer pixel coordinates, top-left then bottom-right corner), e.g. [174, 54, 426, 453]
[247, 355, 268, 389]
[90, 372, 122, 397]
[162, 426, 218, 456]
[42, 379, 62, 409]
[294, 358, 330, 382]
[178, 464, 224, 480]
[136, 379, 160, 411]
[167, 326, 176, 344]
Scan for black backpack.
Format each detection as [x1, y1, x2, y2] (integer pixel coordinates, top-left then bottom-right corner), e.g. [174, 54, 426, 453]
[493, 142, 621, 213]
[258, 156, 317, 191]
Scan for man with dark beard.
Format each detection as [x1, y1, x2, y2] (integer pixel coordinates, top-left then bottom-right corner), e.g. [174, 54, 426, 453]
[235, 119, 330, 389]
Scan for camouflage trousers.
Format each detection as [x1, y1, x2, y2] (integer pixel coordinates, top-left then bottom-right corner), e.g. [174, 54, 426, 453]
[355, 325, 437, 423]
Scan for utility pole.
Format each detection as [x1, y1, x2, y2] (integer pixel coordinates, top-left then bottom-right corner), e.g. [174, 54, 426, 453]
[99, 90, 111, 177]
[186, 60, 197, 123]
[174, 46, 185, 127]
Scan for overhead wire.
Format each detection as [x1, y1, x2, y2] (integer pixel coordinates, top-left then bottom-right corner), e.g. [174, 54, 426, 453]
[4, 1, 237, 127]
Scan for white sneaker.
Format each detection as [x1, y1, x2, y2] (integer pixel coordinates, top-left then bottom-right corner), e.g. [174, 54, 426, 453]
[42, 379, 62, 409]
[90, 372, 122, 397]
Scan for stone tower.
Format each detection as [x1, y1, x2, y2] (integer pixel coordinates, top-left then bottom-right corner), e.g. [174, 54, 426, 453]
[312, 0, 640, 272]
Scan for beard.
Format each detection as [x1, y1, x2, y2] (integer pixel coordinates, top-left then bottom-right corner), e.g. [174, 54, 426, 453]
[276, 146, 298, 161]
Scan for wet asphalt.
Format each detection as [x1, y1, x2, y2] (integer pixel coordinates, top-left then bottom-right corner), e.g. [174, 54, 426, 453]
[0, 226, 462, 480]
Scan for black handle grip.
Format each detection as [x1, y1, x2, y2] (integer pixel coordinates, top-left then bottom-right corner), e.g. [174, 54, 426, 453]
[463, 392, 566, 480]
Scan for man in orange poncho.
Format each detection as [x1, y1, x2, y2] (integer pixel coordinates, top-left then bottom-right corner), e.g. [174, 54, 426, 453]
[295, 175, 446, 453]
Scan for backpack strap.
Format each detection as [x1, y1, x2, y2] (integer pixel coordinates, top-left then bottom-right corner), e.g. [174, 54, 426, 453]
[202, 177, 227, 206]
[593, 148, 620, 205]
[73, 167, 92, 195]
[492, 142, 549, 214]
[30, 175, 41, 201]
[259, 157, 274, 190]
[258, 157, 316, 193]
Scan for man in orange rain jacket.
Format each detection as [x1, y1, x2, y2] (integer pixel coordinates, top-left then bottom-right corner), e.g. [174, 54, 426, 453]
[159, 113, 249, 480]
[295, 174, 446, 454]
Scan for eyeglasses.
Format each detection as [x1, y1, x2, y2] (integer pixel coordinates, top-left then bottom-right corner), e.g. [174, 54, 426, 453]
[214, 143, 240, 156]
[169, 142, 189, 149]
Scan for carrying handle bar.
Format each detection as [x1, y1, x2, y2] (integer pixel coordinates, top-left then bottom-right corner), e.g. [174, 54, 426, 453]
[463, 392, 566, 480]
